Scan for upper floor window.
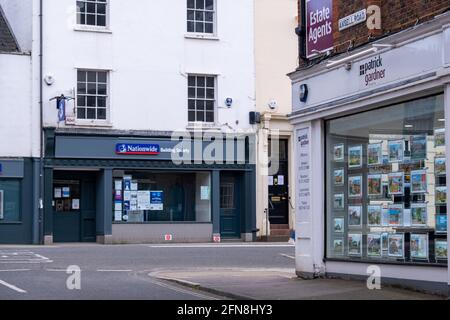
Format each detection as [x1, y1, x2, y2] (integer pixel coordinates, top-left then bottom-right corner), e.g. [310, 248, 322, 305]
[77, 70, 108, 121]
[188, 75, 215, 123]
[187, 0, 215, 34]
[76, 0, 107, 27]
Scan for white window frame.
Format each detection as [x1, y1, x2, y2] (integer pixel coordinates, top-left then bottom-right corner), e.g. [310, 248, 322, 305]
[187, 74, 217, 125]
[75, 0, 111, 32]
[75, 69, 111, 126]
[186, 0, 217, 37]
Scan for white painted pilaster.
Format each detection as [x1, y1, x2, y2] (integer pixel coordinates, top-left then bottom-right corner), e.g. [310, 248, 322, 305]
[445, 83, 450, 287]
[295, 119, 325, 277]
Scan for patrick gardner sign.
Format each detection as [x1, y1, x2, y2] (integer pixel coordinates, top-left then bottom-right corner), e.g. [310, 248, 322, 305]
[115, 143, 161, 155]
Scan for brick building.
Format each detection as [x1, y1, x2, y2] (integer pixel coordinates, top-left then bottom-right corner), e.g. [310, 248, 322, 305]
[290, 0, 450, 295]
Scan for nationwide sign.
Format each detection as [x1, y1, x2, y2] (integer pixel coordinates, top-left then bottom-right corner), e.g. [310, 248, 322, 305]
[115, 143, 161, 155]
[306, 0, 333, 58]
[338, 9, 367, 31]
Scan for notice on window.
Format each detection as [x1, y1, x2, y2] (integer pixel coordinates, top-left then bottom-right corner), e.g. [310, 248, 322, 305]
[124, 190, 131, 201]
[150, 191, 164, 211]
[115, 190, 122, 201]
[115, 180, 122, 191]
[200, 186, 210, 200]
[72, 199, 80, 210]
[268, 176, 274, 186]
[114, 201, 122, 211]
[114, 211, 123, 222]
[137, 191, 151, 210]
[62, 187, 70, 198]
[278, 175, 285, 186]
[131, 181, 138, 191]
[54, 188, 62, 199]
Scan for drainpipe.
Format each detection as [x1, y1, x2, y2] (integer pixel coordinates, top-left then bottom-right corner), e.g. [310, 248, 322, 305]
[295, 0, 306, 61]
[38, 0, 44, 244]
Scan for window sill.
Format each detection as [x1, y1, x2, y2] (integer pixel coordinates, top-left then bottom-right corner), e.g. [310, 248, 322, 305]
[73, 25, 112, 34]
[184, 33, 219, 41]
[65, 120, 113, 128]
[186, 122, 221, 131]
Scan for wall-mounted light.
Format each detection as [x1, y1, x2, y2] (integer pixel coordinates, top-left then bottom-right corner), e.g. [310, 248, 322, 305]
[326, 47, 378, 69]
[299, 84, 308, 103]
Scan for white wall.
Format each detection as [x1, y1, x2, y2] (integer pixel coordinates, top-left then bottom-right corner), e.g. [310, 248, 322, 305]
[0, 53, 32, 157]
[41, 0, 255, 132]
[255, 0, 297, 115]
[0, 0, 33, 52]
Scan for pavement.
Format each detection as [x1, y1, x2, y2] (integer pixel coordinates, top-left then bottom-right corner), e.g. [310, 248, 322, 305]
[153, 268, 446, 300]
[0, 243, 446, 300]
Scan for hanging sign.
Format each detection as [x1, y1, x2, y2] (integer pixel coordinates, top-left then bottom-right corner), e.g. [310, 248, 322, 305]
[306, 0, 333, 58]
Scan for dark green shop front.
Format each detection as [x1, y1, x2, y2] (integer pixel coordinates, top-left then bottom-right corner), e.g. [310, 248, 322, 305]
[43, 128, 256, 244]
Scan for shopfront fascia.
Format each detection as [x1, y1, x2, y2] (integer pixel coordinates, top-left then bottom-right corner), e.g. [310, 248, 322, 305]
[289, 13, 450, 294]
[43, 128, 256, 244]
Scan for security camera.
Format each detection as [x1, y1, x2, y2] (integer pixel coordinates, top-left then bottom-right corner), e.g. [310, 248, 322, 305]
[225, 98, 233, 107]
[268, 100, 278, 111]
[44, 75, 55, 86]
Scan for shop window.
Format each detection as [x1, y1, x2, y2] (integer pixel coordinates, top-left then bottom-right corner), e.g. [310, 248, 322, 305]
[326, 94, 447, 265]
[0, 179, 21, 222]
[112, 171, 211, 223]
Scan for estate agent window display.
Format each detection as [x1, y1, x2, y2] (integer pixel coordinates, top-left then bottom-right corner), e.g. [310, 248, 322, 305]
[326, 95, 448, 265]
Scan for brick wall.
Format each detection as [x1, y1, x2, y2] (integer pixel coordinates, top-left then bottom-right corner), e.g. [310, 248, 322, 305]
[298, 0, 450, 66]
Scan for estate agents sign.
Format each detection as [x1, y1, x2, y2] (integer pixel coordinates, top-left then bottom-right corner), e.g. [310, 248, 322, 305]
[306, 0, 333, 58]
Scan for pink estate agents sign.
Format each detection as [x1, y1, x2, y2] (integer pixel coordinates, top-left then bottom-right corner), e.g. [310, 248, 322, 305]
[306, 0, 333, 58]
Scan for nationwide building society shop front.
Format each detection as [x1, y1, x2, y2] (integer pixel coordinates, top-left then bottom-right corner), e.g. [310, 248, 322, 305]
[41, 128, 256, 245]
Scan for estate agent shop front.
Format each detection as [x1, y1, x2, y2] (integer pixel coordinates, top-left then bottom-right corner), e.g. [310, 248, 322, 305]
[43, 128, 256, 245]
[290, 13, 450, 293]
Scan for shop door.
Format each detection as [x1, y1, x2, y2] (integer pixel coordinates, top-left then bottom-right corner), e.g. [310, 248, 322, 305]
[220, 173, 241, 238]
[53, 173, 96, 242]
[268, 139, 289, 225]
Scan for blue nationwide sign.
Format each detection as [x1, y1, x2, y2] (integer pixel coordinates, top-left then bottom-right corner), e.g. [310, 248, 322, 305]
[115, 143, 161, 155]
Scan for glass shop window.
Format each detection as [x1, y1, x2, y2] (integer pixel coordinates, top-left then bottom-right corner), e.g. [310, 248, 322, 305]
[53, 180, 81, 212]
[112, 171, 211, 223]
[326, 94, 447, 265]
[0, 179, 21, 222]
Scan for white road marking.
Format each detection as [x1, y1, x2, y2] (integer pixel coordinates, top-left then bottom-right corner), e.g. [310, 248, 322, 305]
[0, 251, 52, 264]
[280, 253, 295, 260]
[148, 244, 294, 248]
[0, 279, 27, 293]
[45, 269, 67, 272]
[0, 269, 31, 272]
